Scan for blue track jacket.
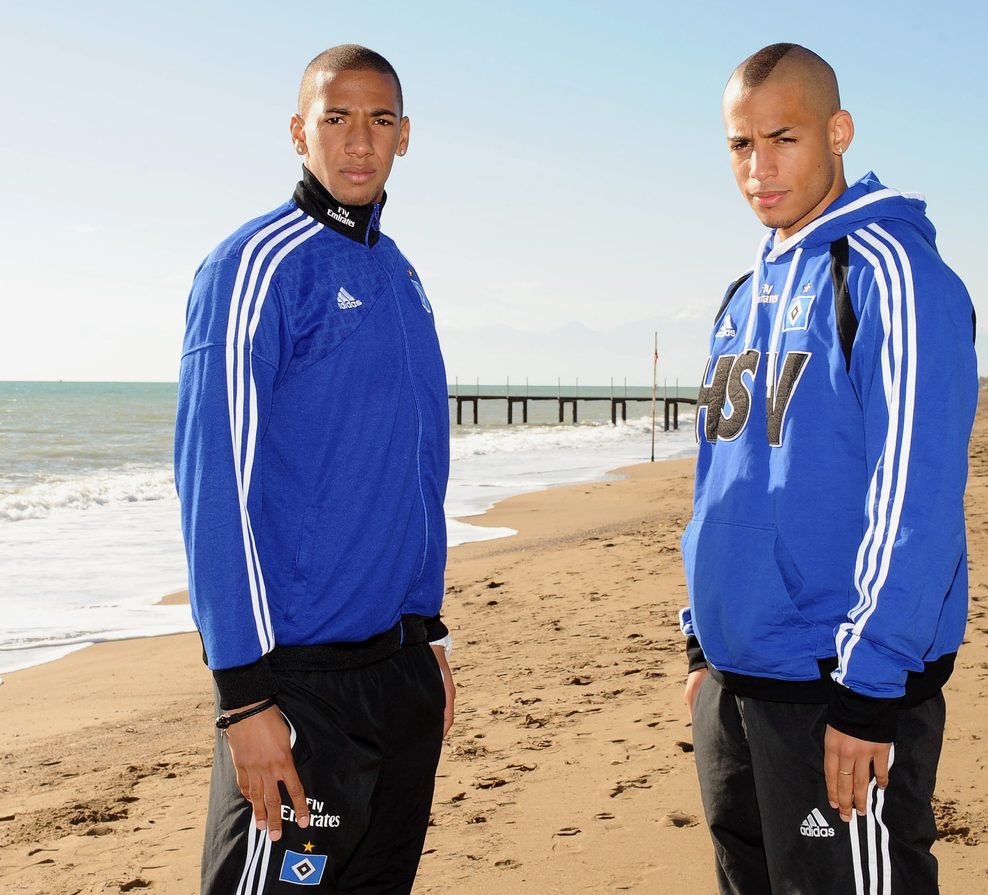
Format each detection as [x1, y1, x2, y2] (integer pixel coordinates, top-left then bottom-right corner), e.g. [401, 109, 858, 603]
[175, 173, 449, 707]
[680, 173, 977, 740]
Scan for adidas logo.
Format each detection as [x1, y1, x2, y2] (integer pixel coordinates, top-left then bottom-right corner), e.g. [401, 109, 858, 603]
[799, 808, 835, 838]
[715, 314, 737, 338]
[337, 286, 362, 310]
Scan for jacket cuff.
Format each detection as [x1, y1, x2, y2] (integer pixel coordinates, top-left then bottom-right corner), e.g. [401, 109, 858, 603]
[686, 635, 708, 674]
[827, 682, 902, 743]
[213, 655, 280, 711]
[425, 614, 449, 642]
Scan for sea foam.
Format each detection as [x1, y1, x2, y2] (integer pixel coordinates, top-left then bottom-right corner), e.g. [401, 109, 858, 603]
[0, 467, 176, 522]
[0, 394, 697, 673]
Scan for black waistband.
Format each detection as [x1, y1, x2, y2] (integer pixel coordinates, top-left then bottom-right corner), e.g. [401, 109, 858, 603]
[267, 614, 429, 672]
[708, 653, 956, 708]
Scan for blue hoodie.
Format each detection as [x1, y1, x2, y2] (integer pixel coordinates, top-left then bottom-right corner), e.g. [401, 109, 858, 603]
[680, 173, 977, 740]
[175, 173, 450, 707]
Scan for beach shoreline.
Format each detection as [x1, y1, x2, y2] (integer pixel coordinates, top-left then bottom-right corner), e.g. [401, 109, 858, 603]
[0, 398, 698, 680]
[2, 443, 987, 892]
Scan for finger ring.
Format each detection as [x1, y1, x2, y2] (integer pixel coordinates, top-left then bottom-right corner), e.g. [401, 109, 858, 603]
[839, 769, 853, 775]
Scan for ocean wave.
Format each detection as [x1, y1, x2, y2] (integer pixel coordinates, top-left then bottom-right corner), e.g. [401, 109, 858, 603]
[450, 414, 692, 461]
[0, 417, 696, 522]
[0, 467, 177, 522]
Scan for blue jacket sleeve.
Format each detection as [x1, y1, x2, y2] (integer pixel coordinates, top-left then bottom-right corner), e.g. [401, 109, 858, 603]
[678, 607, 708, 672]
[174, 256, 286, 708]
[830, 225, 977, 737]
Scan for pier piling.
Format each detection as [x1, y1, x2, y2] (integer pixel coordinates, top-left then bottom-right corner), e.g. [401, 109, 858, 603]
[448, 386, 695, 428]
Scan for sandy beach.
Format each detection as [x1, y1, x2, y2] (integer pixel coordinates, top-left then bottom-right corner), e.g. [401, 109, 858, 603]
[3, 409, 988, 893]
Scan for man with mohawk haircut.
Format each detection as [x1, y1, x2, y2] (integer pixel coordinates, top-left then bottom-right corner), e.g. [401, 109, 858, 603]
[679, 43, 976, 893]
[176, 44, 454, 894]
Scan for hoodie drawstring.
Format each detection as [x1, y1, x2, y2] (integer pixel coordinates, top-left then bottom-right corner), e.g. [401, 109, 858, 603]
[766, 247, 804, 400]
[743, 235, 805, 403]
[743, 232, 774, 350]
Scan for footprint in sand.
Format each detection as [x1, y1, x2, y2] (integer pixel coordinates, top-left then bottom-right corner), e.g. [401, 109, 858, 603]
[475, 777, 508, 790]
[932, 796, 981, 845]
[610, 776, 652, 798]
[660, 811, 699, 828]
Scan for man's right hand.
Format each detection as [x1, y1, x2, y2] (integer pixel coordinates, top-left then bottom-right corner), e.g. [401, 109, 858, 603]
[683, 667, 709, 720]
[224, 702, 310, 841]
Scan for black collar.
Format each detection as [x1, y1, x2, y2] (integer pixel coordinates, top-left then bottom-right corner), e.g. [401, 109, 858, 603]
[292, 166, 386, 246]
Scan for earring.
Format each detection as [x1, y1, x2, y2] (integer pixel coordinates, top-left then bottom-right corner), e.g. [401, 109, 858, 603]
[836, 147, 844, 155]
[296, 144, 305, 155]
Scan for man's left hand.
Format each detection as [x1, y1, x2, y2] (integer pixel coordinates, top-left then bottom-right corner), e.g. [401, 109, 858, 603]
[431, 644, 456, 736]
[823, 725, 891, 822]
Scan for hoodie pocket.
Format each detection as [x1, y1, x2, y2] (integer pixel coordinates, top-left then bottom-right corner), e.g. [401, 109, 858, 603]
[682, 518, 817, 678]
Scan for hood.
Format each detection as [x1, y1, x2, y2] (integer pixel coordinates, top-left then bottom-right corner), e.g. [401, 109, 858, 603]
[766, 172, 936, 262]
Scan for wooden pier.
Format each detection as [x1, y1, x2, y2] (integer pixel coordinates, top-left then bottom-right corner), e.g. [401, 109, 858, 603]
[449, 392, 696, 430]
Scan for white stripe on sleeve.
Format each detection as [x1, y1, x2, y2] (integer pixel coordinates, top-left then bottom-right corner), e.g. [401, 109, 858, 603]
[836, 227, 916, 685]
[224, 211, 322, 656]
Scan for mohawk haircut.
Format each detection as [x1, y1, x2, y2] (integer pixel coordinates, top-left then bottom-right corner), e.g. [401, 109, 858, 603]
[732, 43, 841, 110]
[739, 42, 799, 88]
[298, 45, 404, 116]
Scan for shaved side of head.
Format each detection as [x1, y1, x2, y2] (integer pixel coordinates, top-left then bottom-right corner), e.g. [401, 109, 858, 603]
[298, 44, 403, 117]
[728, 43, 841, 119]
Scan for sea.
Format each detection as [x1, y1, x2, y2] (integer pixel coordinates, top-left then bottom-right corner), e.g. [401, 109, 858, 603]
[0, 381, 698, 675]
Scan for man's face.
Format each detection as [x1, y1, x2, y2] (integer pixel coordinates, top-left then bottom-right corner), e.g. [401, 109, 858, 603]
[291, 68, 409, 206]
[723, 78, 847, 239]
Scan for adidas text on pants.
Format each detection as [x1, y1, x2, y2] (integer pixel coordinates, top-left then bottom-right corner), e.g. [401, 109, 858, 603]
[691, 674, 944, 894]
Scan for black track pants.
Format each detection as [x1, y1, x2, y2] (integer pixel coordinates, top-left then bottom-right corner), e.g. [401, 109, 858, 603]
[201, 642, 445, 894]
[692, 674, 944, 895]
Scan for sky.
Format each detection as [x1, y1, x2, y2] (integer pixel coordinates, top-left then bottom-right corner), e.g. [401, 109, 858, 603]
[1, 0, 984, 387]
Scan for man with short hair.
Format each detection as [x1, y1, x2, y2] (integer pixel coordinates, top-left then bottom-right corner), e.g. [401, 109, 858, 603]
[175, 44, 454, 894]
[680, 43, 976, 893]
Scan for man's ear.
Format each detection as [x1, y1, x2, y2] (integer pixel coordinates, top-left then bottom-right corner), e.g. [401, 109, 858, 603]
[830, 109, 854, 157]
[396, 116, 410, 157]
[290, 114, 307, 155]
